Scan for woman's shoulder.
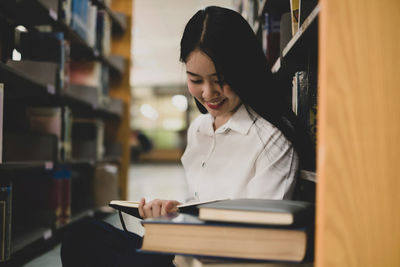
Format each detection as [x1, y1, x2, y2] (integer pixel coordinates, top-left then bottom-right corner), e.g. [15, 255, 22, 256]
[251, 112, 291, 148]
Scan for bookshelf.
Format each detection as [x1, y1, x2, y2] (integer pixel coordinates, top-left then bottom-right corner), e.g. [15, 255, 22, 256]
[242, 0, 400, 266]
[0, 0, 132, 262]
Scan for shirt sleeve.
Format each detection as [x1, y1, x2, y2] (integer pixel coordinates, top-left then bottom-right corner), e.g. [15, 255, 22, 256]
[246, 131, 299, 200]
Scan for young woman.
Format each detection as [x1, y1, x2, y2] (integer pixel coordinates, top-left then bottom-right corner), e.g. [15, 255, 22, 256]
[61, 6, 313, 266]
[139, 5, 312, 219]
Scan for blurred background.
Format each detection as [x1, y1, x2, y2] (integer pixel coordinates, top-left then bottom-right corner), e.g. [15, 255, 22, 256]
[129, 0, 236, 163]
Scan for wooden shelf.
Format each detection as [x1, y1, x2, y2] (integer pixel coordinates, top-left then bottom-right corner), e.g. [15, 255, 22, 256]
[0, 62, 56, 97]
[12, 227, 53, 254]
[1, 0, 121, 76]
[0, 161, 54, 173]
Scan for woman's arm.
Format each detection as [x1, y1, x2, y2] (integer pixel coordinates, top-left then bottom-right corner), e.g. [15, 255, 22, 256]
[246, 134, 299, 200]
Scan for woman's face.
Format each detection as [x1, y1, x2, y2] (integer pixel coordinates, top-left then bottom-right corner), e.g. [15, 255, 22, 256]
[185, 50, 241, 126]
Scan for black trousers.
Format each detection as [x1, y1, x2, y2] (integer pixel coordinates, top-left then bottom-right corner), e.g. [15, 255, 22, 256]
[60, 218, 175, 267]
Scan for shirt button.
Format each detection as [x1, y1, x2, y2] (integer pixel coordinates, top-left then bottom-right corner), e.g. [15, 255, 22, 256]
[201, 162, 205, 167]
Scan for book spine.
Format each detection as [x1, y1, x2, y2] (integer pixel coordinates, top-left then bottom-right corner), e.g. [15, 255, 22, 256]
[51, 166, 71, 227]
[290, 0, 300, 35]
[0, 84, 3, 163]
[0, 181, 12, 262]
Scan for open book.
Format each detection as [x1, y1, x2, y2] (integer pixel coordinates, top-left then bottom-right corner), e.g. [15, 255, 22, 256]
[109, 199, 227, 218]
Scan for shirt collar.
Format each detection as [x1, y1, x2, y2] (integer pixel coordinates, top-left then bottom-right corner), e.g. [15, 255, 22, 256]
[197, 104, 257, 136]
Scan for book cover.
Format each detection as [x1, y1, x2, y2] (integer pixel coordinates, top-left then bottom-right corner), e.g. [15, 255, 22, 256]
[140, 213, 311, 262]
[174, 255, 314, 267]
[198, 199, 314, 226]
[109, 199, 227, 219]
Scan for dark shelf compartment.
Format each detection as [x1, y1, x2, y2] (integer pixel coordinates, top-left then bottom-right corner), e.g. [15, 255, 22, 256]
[271, 4, 319, 75]
[254, 0, 291, 33]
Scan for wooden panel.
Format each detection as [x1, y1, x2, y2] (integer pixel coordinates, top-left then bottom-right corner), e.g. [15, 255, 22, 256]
[316, 0, 400, 266]
[108, 0, 133, 199]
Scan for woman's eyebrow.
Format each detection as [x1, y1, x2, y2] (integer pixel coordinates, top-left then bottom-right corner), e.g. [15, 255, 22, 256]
[186, 71, 218, 77]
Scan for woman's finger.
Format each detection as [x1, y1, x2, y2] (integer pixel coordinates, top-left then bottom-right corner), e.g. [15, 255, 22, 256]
[138, 197, 146, 219]
[151, 199, 162, 217]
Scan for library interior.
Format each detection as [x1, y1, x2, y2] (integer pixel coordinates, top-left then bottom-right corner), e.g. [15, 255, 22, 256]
[0, 0, 399, 266]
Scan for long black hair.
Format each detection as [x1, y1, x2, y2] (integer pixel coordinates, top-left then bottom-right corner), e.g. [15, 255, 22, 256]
[180, 6, 315, 170]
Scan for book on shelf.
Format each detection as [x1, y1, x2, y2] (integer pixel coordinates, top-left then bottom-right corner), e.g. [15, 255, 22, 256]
[25, 106, 72, 161]
[0, 181, 12, 262]
[93, 163, 120, 209]
[197, 198, 314, 226]
[87, 3, 98, 48]
[69, 60, 108, 107]
[96, 10, 112, 57]
[289, 0, 300, 35]
[262, 12, 280, 68]
[3, 132, 59, 162]
[139, 213, 313, 262]
[292, 71, 317, 149]
[70, 0, 90, 41]
[109, 199, 227, 219]
[71, 118, 104, 160]
[174, 255, 314, 267]
[59, 0, 72, 26]
[69, 60, 102, 87]
[51, 165, 71, 227]
[17, 31, 70, 93]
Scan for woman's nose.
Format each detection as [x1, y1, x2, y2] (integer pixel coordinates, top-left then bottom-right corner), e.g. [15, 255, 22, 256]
[202, 82, 220, 100]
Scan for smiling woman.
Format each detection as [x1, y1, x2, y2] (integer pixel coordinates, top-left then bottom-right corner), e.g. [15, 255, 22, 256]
[60, 5, 314, 267]
[185, 50, 242, 129]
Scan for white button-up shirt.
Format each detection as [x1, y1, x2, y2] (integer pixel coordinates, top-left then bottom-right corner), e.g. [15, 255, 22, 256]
[181, 104, 299, 202]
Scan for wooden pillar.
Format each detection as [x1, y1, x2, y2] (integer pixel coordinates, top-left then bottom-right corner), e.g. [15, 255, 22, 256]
[109, 0, 133, 200]
[316, 0, 400, 266]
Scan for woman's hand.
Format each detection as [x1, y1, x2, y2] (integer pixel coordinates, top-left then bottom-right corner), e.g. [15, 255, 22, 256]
[138, 198, 181, 219]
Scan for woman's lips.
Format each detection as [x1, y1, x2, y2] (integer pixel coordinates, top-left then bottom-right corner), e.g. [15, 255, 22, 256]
[206, 99, 226, 109]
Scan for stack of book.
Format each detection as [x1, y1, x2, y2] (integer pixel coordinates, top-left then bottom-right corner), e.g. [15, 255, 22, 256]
[110, 198, 315, 266]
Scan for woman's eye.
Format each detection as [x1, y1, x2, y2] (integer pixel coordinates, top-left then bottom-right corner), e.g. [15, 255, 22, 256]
[190, 80, 202, 84]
